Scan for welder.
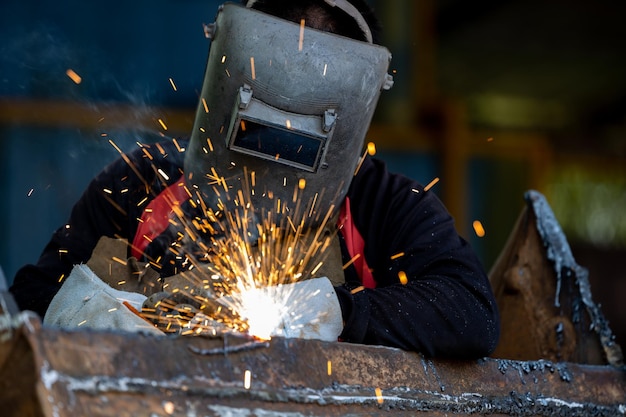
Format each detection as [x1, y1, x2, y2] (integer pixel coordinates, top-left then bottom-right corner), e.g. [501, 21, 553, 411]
[10, 0, 500, 359]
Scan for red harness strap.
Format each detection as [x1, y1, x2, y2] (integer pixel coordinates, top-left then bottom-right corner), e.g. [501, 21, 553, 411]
[132, 183, 375, 288]
[131, 175, 189, 259]
[338, 197, 376, 289]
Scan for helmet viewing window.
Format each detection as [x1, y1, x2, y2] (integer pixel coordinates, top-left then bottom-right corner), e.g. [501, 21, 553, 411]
[226, 85, 335, 172]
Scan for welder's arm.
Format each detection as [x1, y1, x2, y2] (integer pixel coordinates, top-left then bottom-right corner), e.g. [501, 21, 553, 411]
[334, 246, 500, 359]
[338, 157, 500, 359]
[44, 264, 163, 335]
[335, 221, 500, 359]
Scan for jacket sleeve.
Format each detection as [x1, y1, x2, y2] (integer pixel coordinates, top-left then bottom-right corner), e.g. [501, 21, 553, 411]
[335, 156, 500, 359]
[9, 141, 185, 318]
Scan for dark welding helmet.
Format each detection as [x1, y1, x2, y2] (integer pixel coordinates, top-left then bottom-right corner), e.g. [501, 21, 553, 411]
[184, 2, 393, 228]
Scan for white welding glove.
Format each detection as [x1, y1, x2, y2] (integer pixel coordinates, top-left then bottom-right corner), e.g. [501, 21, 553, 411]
[44, 264, 163, 336]
[223, 277, 343, 342]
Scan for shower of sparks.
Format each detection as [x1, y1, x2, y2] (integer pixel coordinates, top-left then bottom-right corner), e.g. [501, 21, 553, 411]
[110, 139, 340, 340]
[66, 68, 82, 84]
[168, 78, 177, 91]
[299, 19, 305, 51]
[424, 177, 440, 192]
[473, 220, 486, 237]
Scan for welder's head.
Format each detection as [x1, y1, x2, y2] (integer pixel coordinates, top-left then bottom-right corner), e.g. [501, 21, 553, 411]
[184, 0, 393, 228]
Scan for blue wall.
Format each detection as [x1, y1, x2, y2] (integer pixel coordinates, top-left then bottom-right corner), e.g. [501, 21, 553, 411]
[0, 0, 221, 281]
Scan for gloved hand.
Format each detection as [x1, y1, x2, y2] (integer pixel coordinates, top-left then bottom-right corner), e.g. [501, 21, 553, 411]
[222, 277, 343, 341]
[43, 264, 163, 336]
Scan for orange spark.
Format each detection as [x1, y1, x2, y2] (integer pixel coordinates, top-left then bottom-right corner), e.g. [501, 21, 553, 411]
[367, 142, 376, 156]
[390, 252, 405, 260]
[398, 271, 408, 285]
[168, 77, 177, 91]
[375, 387, 384, 404]
[299, 19, 305, 51]
[353, 149, 368, 176]
[111, 256, 127, 266]
[473, 220, 486, 237]
[158, 118, 168, 131]
[156, 143, 166, 155]
[342, 253, 361, 270]
[250, 57, 256, 80]
[66, 68, 82, 84]
[424, 177, 440, 192]
[327, 360, 332, 376]
[350, 286, 365, 295]
[141, 148, 154, 160]
[202, 97, 209, 113]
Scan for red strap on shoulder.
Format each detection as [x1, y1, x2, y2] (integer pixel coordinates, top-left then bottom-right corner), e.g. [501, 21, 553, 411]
[131, 175, 189, 259]
[338, 197, 376, 288]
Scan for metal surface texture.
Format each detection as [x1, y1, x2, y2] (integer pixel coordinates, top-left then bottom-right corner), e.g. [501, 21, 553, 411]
[489, 190, 623, 366]
[0, 314, 624, 417]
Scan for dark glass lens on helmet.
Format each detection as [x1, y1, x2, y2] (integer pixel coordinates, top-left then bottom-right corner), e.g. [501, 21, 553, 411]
[231, 120, 325, 172]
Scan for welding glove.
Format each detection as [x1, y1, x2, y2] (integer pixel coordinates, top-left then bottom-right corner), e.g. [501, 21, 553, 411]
[225, 277, 343, 342]
[44, 264, 163, 336]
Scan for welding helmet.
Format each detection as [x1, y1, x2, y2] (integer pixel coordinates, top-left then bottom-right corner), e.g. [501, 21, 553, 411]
[184, 2, 393, 228]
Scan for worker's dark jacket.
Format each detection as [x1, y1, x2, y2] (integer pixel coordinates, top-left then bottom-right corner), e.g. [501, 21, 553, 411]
[10, 139, 500, 359]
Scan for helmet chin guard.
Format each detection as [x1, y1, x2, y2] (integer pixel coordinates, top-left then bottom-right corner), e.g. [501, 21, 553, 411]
[185, 3, 393, 229]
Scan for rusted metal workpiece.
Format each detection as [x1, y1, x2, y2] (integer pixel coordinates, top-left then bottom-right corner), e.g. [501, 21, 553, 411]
[489, 190, 623, 366]
[0, 314, 625, 417]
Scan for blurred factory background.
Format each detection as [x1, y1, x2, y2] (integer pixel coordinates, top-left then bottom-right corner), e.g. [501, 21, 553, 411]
[1, 0, 624, 346]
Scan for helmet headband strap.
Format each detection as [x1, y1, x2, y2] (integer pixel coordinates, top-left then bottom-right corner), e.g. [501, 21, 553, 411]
[246, 0, 373, 43]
